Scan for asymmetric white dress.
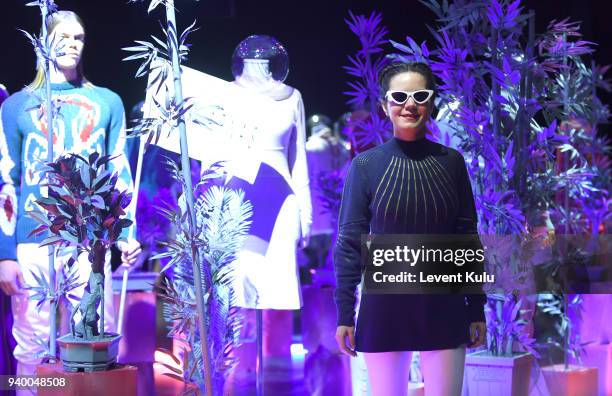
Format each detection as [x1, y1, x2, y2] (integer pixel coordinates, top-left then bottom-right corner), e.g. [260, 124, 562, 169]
[144, 64, 311, 309]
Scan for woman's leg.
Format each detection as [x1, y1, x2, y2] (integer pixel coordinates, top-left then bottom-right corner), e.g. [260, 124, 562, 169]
[362, 351, 412, 396]
[420, 344, 466, 396]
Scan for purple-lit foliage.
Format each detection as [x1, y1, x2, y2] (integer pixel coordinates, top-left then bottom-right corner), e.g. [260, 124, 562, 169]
[537, 294, 588, 365]
[343, 11, 391, 151]
[486, 293, 539, 357]
[390, 0, 609, 359]
[150, 160, 251, 392]
[125, 1, 249, 392]
[316, 169, 344, 229]
[533, 16, 610, 368]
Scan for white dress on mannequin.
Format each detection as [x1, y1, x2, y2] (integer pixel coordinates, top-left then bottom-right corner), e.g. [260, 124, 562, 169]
[143, 59, 311, 309]
[229, 59, 311, 309]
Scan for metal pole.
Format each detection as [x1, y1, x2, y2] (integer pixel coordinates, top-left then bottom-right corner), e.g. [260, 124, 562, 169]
[117, 136, 145, 334]
[256, 309, 264, 396]
[165, 1, 213, 393]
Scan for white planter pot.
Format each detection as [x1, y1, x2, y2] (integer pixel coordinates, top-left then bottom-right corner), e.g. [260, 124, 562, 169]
[541, 364, 598, 396]
[465, 351, 534, 396]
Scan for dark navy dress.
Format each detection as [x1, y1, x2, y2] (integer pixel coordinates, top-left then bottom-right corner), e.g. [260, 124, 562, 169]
[333, 137, 486, 352]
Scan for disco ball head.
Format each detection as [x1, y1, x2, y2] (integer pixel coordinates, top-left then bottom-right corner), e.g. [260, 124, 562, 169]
[232, 35, 289, 83]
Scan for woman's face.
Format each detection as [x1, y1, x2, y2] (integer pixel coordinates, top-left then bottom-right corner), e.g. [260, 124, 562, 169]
[382, 71, 433, 138]
[52, 20, 85, 72]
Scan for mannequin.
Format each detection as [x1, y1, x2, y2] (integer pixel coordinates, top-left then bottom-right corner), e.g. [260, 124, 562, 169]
[229, 57, 311, 309]
[142, 40, 311, 393]
[227, 53, 311, 396]
[305, 118, 350, 273]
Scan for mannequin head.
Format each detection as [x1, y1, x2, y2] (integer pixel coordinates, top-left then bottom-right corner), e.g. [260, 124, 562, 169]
[242, 59, 273, 80]
[235, 58, 278, 93]
[378, 62, 436, 141]
[30, 10, 87, 88]
[307, 114, 333, 139]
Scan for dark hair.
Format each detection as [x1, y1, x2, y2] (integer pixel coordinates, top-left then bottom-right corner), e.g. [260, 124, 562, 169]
[377, 61, 437, 100]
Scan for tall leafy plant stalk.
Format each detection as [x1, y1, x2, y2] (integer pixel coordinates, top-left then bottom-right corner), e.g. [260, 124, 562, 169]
[391, 0, 610, 360]
[152, 160, 251, 395]
[124, 0, 229, 393]
[343, 11, 391, 152]
[27, 153, 133, 339]
[534, 19, 610, 369]
[391, 0, 532, 356]
[22, 0, 62, 360]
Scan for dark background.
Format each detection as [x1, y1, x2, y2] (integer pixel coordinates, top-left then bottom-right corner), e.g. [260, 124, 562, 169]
[1, 0, 610, 127]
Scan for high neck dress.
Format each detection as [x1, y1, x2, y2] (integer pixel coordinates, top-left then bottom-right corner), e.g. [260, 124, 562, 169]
[334, 137, 486, 352]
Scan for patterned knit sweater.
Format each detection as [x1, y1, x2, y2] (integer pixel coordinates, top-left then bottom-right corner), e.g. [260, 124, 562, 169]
[0, 81, 133, 260]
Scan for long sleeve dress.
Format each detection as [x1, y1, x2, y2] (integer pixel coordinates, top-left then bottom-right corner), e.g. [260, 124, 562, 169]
[225, 85, 312, 310]
[333, 136, 486, 352]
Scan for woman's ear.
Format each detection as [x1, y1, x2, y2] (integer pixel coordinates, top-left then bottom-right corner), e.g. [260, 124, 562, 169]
[380, 101, 388, 117]
[428, 98, 436, 119]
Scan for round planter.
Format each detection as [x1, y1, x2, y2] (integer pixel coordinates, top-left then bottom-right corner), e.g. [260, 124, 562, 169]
[57, 333, 122, 372]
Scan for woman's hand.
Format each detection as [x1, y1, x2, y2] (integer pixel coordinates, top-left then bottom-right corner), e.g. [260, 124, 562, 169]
[335, 325, 357, 357]
[468, 321, 486, 348]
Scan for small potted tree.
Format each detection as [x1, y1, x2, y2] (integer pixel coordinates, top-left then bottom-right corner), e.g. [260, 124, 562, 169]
[29, 152, 133, 372]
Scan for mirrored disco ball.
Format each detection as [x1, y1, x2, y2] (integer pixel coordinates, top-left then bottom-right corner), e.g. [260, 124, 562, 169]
[231, 35, 289, 83]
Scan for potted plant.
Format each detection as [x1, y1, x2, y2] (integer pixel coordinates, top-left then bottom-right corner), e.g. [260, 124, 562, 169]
[29, 152, 133, 372]
[531, 13, 609, 396]
[537, 293, 598, 396]
[464, 291, 540, 396]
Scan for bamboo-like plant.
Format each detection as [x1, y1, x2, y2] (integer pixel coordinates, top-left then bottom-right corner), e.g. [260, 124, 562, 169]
[486, 293, 539, 357]
[343, 11, 392, 151]
[389, 0, 609, 363]
[124, 1, 253, 394]
[124, 0, 214, 392]
[21, 0, 63, 360]
[531, 18, 609, 369]
[152, 160, 252, 394]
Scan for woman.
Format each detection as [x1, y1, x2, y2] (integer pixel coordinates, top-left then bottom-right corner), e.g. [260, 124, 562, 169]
[0, 10, 140, 383]
[334, 62, 486, 396]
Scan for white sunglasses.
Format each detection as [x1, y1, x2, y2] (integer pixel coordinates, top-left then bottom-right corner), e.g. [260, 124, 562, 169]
[385, 90, 434, 105]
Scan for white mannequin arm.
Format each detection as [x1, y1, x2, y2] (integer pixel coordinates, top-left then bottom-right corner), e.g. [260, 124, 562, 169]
[291, 90, 312, 242]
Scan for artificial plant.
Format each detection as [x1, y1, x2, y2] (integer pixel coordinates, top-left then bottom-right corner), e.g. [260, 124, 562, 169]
[389, 0, 610, 362]
[28, 153, 133, 339]
[124, 1, 253, 394]
[532, 18, 610, 368]
[21, 0, 63, 360]
[152, 160, 251, 394]
[486, 293, 539, 357]
[124, 0, 213, 392]
[343, 11, 392, 152]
